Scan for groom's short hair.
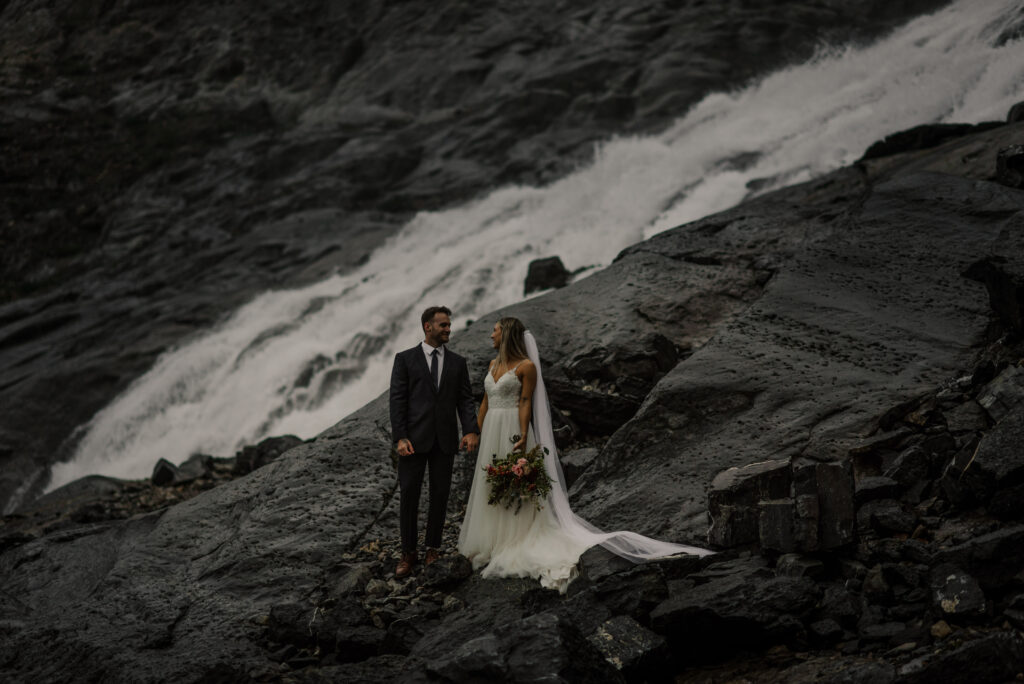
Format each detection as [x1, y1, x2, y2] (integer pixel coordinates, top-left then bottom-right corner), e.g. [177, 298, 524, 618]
[421, 306, 452, 329]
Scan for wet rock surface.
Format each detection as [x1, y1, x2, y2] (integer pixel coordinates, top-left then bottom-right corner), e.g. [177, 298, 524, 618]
[5, 3, 1024, 681]
[0, 0, 952, 513]
[3, 116, 1024, 681]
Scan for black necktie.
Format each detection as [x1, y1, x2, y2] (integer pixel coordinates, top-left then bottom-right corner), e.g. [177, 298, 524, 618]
[430, 349, 439, 389]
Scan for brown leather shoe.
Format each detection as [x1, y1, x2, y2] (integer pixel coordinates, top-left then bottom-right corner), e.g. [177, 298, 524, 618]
[395, 552, 417, 578]
[424, 548, 440, 565]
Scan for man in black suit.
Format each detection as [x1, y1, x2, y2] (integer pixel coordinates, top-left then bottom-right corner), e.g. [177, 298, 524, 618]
[389, 306, 479, 578]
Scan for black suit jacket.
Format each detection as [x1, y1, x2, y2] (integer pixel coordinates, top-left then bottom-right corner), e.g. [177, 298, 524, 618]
[389, 344, 478, 456]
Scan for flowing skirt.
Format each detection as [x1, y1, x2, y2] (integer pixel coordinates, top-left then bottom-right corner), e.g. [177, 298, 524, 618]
[457, 407, 591, 593]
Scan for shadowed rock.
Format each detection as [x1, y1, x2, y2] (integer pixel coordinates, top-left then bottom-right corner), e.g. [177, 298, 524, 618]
[524, 256, 571, 295]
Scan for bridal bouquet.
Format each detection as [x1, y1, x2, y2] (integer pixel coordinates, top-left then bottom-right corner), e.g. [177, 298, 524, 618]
[485, 437, 553, 514]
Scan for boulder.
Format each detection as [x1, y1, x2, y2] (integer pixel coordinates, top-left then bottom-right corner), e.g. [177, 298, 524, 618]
[649, 556, 819, 661]
[524, 256, 571, 295]
[331, 564, 374, 599]
[933, 524, 1024, 592]
[233, 435, 304, 476]
[958, 405, 1024, 506]
[883, 445, 929, 488]
[592, 566, 668, 623]
[421, 554, 473, 592]
[586, 615, 669, 680]
[707, 459, 790, 548]
[931, 565, 986, 619]
[995, 144, 1024, 189]
[151, 458, 178, 486]
[173, 453, 212, 484]
[709, 458, 854, 553]
[1008, 101, 1024, 123]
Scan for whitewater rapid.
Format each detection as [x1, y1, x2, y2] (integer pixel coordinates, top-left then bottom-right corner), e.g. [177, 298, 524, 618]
[48, 0, 1024, 489]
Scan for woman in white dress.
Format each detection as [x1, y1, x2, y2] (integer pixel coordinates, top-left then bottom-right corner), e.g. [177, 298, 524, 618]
[458, 317, 711, 593]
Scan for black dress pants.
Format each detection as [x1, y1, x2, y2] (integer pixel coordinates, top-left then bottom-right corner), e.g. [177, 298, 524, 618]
[398, 439, 455, 553]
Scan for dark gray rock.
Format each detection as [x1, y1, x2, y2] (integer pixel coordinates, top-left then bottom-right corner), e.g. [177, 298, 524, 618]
[1008, 101, 1024, 123]
[860, 122, 1005, 161]
[957, 405, 1024, 507]
[233, 435, 304, 476]
[1004, 593, 1024, 630]
[649, 556, 819, 660]
[858, 621, 905, 643]
[817, 582, 862, 627]
[942, 400, 990, 434]
[707, 459, 791, 548]
[776, 553, 825, 579]
[572, 165, 1020, 545]
[151, 458, 178, 486]
[524, 256, 571, 295]
[931, 565, 986, 619]
[560, 447, 599, 489]
[426, 612, 623, 683]
[933, 524, 1024, 592]
[422, 554, 473, 592]
[382, 613, 435, 657]
[592, 566, 668, 623]
[883, 445, 929, 488]
[995, 144, 1024, 189]
[976, 366, 1024, 423]
[855, 476, 901, 506]
[586, 615, 668, 680]
[809, 618, 843, 646]
[897, 631, 1024, 684]
[858, 499, 916, 535]
[332, 564, 374, 600]
[174, 453, 212, 484]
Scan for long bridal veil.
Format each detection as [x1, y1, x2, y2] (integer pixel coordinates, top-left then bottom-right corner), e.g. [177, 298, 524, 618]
[524, 330, 713, 561]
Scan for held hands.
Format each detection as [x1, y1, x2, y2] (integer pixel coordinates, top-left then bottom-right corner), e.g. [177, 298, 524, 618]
[460, 433, 480, 452]
[396, 439, 414, 457]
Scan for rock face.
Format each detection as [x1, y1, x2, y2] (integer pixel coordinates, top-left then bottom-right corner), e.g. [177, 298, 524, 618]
[2, 113, 1024, 682]
[0, 0, 952, 513]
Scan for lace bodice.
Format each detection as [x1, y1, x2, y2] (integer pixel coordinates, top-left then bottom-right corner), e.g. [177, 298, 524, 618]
[484, 366, 521, 409]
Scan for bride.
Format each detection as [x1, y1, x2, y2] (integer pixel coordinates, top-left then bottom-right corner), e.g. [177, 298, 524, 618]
[458, 317, 711, 593]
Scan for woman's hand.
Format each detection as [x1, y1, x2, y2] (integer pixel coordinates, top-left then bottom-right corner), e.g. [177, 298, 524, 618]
[511, 435, 527, 452]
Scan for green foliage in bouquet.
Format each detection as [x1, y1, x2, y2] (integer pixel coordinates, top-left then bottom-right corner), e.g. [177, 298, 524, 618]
[484, 435, 553, 514]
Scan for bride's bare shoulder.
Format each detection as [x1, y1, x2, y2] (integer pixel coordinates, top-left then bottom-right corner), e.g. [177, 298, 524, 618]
[515, 358, 536, 375]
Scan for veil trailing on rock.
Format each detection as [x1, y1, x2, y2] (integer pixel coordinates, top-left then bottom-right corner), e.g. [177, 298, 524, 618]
[523, 331, 713, 561]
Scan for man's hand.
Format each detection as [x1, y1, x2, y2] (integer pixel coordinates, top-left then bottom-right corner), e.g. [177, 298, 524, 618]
[460, 433, 479, 452]
[396, 439, 414, 457]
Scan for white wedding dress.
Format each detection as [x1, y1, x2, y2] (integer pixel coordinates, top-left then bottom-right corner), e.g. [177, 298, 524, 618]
[458, 332, 712, 594]
[458, 364, 590, 592]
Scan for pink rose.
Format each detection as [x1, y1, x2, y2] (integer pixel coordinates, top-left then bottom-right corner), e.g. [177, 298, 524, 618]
[512, 465, 524, 476]
[517, 458, 527, 466]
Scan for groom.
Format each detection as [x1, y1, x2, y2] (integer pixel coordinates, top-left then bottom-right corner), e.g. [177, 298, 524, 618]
[389, 306, 479, 578]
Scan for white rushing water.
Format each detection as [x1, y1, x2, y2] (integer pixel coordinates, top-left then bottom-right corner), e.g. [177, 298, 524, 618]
[48, 0, 1024, 489]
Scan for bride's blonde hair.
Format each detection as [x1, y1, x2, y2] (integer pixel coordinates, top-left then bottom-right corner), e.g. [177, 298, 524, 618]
[496, 317, 528, 366]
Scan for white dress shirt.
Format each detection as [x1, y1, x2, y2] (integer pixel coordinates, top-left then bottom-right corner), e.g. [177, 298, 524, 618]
[421, 341, 444, 384]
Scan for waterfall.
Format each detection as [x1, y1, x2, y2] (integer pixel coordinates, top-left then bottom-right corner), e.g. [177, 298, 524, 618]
[48, 0, 1024, 489]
